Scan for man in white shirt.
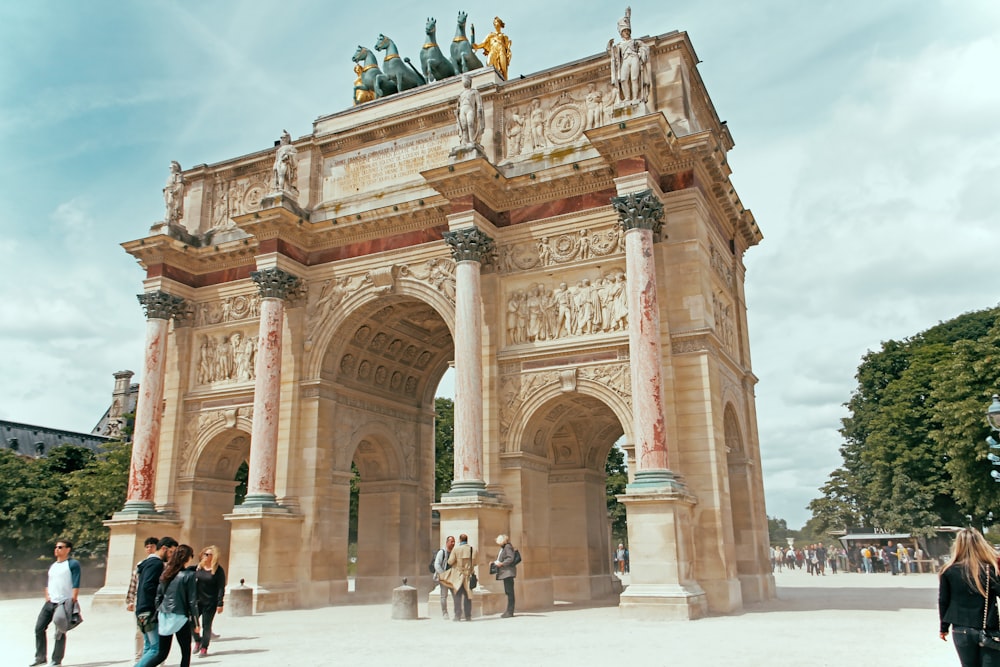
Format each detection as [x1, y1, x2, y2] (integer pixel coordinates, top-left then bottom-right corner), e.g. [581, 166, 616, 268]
[31, 538, 81, 667]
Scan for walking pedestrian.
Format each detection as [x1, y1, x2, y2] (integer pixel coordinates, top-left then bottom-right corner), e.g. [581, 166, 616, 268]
[938, 527, 1000, 667]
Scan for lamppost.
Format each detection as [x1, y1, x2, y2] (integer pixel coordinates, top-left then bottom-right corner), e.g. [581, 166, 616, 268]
[985, 395, 1000, 481]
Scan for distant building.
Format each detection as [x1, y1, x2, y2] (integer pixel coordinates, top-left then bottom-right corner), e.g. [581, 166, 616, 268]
[2, 370, 138, 457]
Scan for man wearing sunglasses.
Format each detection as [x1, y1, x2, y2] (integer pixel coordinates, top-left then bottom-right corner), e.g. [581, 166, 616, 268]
[31, 539, 81, 667]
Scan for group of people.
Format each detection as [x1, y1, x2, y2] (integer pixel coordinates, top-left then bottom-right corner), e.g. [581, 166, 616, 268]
[125, 536, 227, 667]
[769, 543, 842, 575]
[857, 541, 922, 574]
[433, 533, 518, 621]
[32, 536, 226, 667]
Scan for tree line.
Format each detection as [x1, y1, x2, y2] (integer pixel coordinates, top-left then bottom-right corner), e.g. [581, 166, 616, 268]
[806, 307, 1000, 536]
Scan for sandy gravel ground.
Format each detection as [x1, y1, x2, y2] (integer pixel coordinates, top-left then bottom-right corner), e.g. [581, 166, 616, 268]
[0, 568, 957, 667]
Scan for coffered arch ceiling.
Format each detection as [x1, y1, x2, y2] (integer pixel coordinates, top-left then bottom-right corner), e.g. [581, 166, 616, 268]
[320, 296, 453, 406]
[523, 394, 624, 471]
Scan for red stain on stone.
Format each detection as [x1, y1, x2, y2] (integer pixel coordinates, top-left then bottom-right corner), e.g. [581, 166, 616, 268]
[508, 188, 617, 226]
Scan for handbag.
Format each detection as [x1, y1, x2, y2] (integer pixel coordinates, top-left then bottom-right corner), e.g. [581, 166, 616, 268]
[469, 573, 478, 589]
[980, 567, 1000, 651]
[489, 562, 498, 575]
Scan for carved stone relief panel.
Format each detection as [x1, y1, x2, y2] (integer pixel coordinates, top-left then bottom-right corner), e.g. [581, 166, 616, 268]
[195, 330, 258, 386]
[399, 258, 456, 305]
[195, 294, 262, 327]
[209, 170, 270, 230]
[499, 225, 625, 274]
[502, 82, 617, 159]
[712, 292, 737, 357]
[505, 269, 627, 346]
[709, 243, 734, 286]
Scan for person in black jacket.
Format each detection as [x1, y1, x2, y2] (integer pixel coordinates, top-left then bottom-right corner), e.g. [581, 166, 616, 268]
[191, 545, 226, 658]
[133, 536, 177, 667]
[939, 528, 1000, 667]
[150, 545, 199, 667]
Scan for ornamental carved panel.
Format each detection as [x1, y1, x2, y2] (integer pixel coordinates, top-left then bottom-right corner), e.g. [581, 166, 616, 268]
[505, 270, 627, 345]
[195, 330, 258, 386]
[498, 225, 624, 274]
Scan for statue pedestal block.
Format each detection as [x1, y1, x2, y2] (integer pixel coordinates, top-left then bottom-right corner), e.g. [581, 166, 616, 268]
[224, 506, 304, 613]
[92, 511, 182, 610]
[432, 496, 511, 617]
[616, 481, 707, 620]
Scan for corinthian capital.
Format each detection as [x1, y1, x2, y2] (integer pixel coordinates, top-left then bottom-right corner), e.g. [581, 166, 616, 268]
[251, 267, 301, 299]
[611, 189, 664, 235]
[443, 227, 495, 264]
[137, 291, 188, 321]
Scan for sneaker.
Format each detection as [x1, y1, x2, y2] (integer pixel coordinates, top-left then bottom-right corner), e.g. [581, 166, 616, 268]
[199, 648, 208, 658]
[211, 632, 220, 639]
[29, 660, 45, 667]
[442, 611, 449, 619]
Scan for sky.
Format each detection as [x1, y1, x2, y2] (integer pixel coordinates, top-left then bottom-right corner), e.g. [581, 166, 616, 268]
[1, 1, 998, 529]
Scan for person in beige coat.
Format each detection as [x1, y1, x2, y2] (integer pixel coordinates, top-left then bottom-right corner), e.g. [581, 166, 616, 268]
[447, 534, 476, 622]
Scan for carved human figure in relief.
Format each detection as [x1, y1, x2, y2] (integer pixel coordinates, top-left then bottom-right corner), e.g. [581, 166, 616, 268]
[472, 16, 512, 80]
[606, 7, 651, 106]
[164, 160, 184, 223]
[272, 129, 298, 194]
[585, 83, 604, 129]
[528, 98, 546, 149]
[455, 74, 485, 148]
[505, 106, 525, 159]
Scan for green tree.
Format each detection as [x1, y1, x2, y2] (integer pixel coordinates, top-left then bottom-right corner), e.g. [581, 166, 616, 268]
[605, 445, 628, 543]
[434, 397, 455, 501]
[61, 440, 131, 558]
[0, 449, 63, 563]
[810, 307, 1000, 532]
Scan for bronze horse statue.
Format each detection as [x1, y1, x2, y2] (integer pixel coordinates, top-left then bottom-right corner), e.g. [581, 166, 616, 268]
[352, 45, 397, 99]
[374, 34, 426, 92]
[450, 10, 483, 74]
[420, 17, 455, 82]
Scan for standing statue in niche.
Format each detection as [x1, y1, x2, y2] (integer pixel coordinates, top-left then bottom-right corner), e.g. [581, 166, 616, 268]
[271, 130, 298, 195]
[607, 6, 651, 108]
[472, 16, 512, 80]
[453, 74, 485, 154]
[163, 160, 184, 224]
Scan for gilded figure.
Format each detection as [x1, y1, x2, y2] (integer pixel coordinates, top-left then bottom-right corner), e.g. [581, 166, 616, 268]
[472, 16, 512, 80]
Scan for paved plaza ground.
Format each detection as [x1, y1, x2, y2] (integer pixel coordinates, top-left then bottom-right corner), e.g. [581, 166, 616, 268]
[1, 568, 957, 667]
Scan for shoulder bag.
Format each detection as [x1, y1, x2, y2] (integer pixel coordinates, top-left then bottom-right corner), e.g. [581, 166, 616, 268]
[980, 566, 1000, 651]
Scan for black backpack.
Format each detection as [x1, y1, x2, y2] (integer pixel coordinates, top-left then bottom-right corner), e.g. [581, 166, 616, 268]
[428, 548, 444, 574]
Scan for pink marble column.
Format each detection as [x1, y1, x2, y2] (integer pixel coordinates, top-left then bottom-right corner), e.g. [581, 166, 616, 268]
[442, 227, 494, 497]
[124, 291, 186, 513]
[612, 190, 678, 488]
[243, 268, 300, 507]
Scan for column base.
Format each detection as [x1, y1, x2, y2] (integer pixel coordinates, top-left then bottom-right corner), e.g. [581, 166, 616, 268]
[441, 480, 494, 501]
[93, 511, 182, 609]
[619, 583, 708, 620]
[238, 493, 285, 509]
[224, 507, 304, 612]
[118, 500, 158, 515]
[617, 475, 708, 620]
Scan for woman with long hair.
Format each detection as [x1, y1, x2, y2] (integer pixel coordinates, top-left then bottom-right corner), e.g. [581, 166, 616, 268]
[192, 545, 226, 658]
[939, 528, 1000, 666]
[151, 544, 199, 667]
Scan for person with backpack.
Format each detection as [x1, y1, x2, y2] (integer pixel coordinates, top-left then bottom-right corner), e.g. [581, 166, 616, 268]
[433, 536, 455, 619]
[493, 534, 518, 618]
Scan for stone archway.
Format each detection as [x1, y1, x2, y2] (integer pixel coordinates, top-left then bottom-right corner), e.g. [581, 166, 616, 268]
[177, 428, 250, 568]
[724, 403, 759, 597]
[509, 391, 624, 605]
[310, 294, 453, 602]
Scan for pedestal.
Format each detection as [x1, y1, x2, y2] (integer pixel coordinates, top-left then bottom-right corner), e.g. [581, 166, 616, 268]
[224, 506, 304, 612]
[617, 482, 708, 620]
[431, 497, 511, 617]
[92, 511, 182, 609]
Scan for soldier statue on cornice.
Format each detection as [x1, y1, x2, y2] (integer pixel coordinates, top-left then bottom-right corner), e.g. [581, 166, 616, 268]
[607, 7, 651, 111]
[271, 129, 299, 196]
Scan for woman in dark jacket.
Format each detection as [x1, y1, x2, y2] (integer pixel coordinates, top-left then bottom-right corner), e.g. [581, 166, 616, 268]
[192, 545, 226, 658]
[493, 534, 517, 618]
[151, 544, 199, 667]
[939, 528, 1000, 667]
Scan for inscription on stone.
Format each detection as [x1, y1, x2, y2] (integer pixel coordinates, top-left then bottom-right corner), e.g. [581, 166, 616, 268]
[325, 131, 452, 199]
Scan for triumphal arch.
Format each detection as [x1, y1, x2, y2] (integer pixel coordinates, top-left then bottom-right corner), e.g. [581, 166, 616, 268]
[96, 9, 772, 619]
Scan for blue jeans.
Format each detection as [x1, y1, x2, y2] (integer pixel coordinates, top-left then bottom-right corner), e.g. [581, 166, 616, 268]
[952, 626, 1000, 667]
[134, 626, 160, 667]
